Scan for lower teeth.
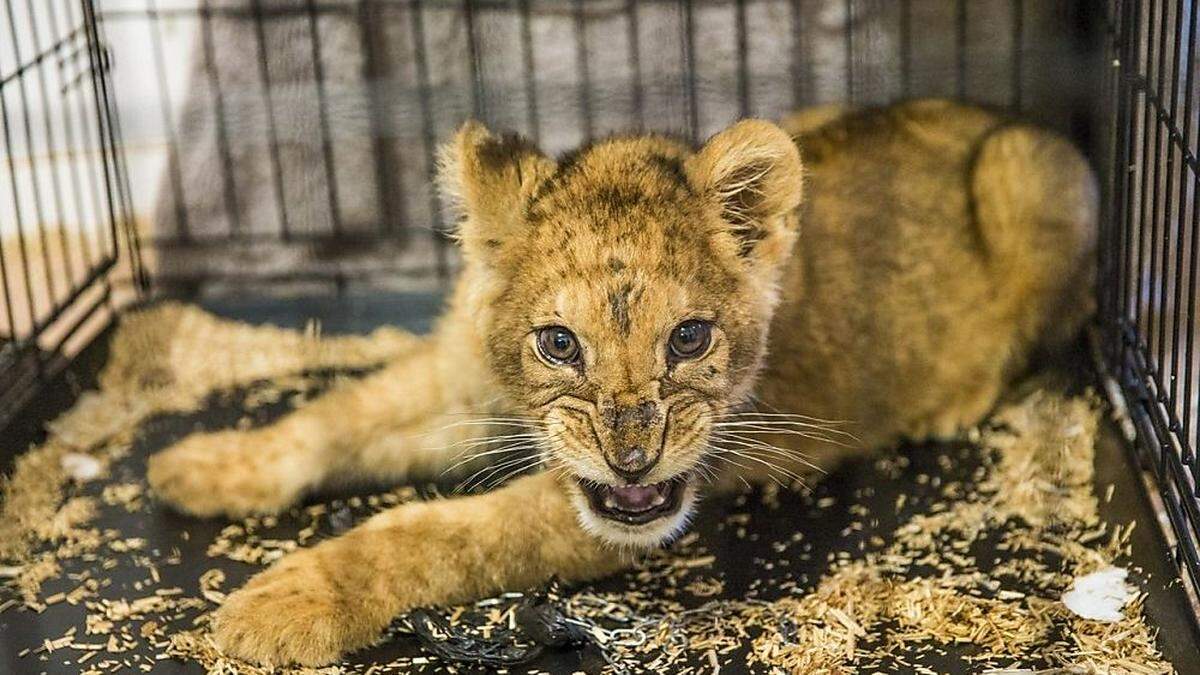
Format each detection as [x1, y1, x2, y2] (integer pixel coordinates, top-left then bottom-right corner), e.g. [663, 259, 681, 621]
[651, 493, 666, 506]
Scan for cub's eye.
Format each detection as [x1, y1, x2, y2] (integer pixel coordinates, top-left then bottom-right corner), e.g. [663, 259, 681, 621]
[669, 320, 712, 360]
[536, 326, 581, 364]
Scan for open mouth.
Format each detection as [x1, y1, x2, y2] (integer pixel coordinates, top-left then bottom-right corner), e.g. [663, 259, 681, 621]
[579, 476, 688, 525]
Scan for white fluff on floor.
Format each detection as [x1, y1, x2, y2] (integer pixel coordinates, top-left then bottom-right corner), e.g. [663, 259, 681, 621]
[1061, 566, 1135, 623]
[60, 453, 102, 482]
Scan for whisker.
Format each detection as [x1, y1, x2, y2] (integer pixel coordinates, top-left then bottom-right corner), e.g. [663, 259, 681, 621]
[440, 442, 539, 476]
[709, 435, 828, 475]
[402, 417, 547, 442]
[710, 452, 757, 476]
[703, 408, 855, 426]
[440, 418, 548, 427]
[709, 446, 811, 486]
[711, 422, 861, 443]
[438, 431, 545, 451]
[460, 447, 547, 492]
[710, 437, 825, 473]
[705, 450, 786, 488]
[479, 455, 547, 491]
[711, 425, 859, 448]
[455, 447, 541, 491]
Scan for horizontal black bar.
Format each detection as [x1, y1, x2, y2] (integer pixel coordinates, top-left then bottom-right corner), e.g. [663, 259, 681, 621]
[1120, 326, 1200, 505]
[1128, 75, 1200, 176]
[1126, 387, 1200, 597]
[150, 267, 450, 291]
[0, 24, 89, 89]
[98, 0, 744, 22]
[0, 284, 111, 432]
[146, 231, 421, 248]
[18, 255, 117, 346]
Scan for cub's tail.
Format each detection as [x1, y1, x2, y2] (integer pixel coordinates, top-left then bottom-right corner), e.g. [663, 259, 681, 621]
[970, 124, 1099, 351]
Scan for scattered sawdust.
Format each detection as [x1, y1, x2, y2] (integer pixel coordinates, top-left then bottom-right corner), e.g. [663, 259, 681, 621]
[0, 302, 415, 563]
[551, 392, 1174, 674]
[0, 305, 1180, 673]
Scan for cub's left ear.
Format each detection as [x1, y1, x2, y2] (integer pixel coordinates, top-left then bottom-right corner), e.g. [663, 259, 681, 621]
[685, 120, 804, 254]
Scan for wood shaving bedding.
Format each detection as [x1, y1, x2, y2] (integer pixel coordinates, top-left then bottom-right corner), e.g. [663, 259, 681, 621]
[0, 304, 1180, 673]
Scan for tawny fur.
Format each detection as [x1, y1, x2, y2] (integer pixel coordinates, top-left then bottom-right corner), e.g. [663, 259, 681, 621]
[145, 100, 1097, 666]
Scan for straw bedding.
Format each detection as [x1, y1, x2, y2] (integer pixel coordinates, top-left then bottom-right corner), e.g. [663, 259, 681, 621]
[0, 304, 1175, 673]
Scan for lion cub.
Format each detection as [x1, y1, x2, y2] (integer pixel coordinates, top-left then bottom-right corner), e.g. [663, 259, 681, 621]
[147, 100, 1096, 666]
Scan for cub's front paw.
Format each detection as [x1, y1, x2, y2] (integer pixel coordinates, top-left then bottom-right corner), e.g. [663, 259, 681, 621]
[211, 551, 379, 666]
[148, 430, 309, 518]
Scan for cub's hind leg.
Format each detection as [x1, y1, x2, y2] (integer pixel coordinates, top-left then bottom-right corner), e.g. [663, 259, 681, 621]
[970, 124, 1099, 354]
[148, 331, 504, 518]
[907, 124, 1099, 443]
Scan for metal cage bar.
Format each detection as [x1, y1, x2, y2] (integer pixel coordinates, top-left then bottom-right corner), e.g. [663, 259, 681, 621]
[0, 0, 137, 429]
[87, 0, 1067, 294]
[1098, 0, 1200, 609]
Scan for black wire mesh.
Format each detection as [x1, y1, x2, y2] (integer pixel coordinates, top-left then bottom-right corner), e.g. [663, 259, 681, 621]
[92, 0, 1094, 295]
[0, 0, 141, 429]
[1097, 0, 1200, 608]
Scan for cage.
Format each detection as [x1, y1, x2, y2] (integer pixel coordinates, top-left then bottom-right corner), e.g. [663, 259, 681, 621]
[0, 0, 1198, 672]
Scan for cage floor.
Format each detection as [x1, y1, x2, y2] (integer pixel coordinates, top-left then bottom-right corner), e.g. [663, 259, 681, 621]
[2, 294, 1199, 674]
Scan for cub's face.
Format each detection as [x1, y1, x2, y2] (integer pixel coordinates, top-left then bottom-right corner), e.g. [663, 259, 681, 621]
[440, 121, 803, 546]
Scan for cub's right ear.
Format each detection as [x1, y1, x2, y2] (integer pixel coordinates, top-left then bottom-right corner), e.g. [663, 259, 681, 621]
[437, 121, 556, 260]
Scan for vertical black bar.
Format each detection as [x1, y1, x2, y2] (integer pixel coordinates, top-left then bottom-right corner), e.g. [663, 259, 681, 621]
[899, 0, 910, 97]
[250, 0, 291, 240]
[625, 0, 643, 130]
[955, 0, 966, 99]
[88, 0, 144, 288]
[844, 0, 853, 102]
[790, 0, 805, 108]
[4, 1, 57, 309]
[518, 0, 541, 142]
[0, 10, 21, 337]
[198, 0, 242, 237]
[358, 0, 405, 239]
[1146, 0, 1171, 373]
[1133, 0, 1158, 358]
[409, 0, 447, 280]
[77, 0, 121, 260]
[680, 0, 698, 143]
[305, 0, 343, 235]
[63, 0, 105, 268]
[143, 0, 189, 242]
[1100, 0, 1123, 356]
[24, 0, 77, 290]
[1177, 0, 1199, 454]
[1010, 0, 1023, 110]
[1164, 0, 1187, 415]
[0, 211, 15, 344]
[4, 0, 58, 326]
[1119, 0, 1142, 346]
[43, 3, 95, 271]
[0, 91, 36, 335]
[463, 0, 486, 120]
[735, 0, 750, 118]
[573, 0, 593, 140]
[1114, 0, 1131, 356]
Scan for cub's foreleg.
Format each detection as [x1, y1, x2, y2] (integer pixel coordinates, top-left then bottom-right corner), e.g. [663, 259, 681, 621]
[210, 471, 626, 666]
[148, 329, 504, 517]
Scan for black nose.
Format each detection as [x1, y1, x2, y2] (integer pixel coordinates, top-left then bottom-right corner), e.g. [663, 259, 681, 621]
[608, 446, 658, 482]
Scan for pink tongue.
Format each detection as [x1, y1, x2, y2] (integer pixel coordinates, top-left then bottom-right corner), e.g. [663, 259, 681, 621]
[610, 484, 660, 511]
